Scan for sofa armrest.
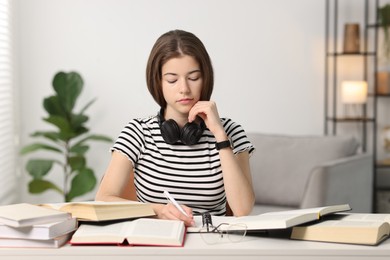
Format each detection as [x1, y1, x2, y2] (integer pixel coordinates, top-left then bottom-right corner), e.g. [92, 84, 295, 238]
[300, 153, 373, 212]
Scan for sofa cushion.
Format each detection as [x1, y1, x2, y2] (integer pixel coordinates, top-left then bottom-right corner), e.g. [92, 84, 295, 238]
[247, 133, 359, 207]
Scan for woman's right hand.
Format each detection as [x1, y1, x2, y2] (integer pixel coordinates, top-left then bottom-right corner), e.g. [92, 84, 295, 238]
[153, 203, 194, 227]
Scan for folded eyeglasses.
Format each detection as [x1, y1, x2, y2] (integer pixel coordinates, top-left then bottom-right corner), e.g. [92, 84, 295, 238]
[199, 212, 247, 244]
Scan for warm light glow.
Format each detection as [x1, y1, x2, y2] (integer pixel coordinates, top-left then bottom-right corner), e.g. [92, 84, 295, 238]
[341, 81, 368, 104]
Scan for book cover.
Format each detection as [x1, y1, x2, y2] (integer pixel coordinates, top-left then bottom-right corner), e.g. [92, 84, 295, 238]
[41, 201, 155, 222]
[0, 217, 77, 240]
[70, 218, 186, 247]
[0, 203, 71, 228]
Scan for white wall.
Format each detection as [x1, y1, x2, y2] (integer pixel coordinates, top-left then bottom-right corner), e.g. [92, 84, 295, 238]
[16, 0, 330, 203]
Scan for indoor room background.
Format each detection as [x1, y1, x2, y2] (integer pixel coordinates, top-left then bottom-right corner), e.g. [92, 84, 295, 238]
[1, 0, 388, 207]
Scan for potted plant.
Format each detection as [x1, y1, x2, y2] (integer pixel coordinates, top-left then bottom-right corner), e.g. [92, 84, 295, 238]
[20, 71, 113, 202]
[377, 4, 390, 94]
[379, 4, 390, 60]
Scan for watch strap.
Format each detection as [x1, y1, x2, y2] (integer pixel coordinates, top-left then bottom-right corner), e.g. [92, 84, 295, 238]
[215, 139, 232, 150]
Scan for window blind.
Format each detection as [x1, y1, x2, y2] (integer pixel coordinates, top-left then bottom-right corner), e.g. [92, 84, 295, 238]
[0, 0, 17, 204]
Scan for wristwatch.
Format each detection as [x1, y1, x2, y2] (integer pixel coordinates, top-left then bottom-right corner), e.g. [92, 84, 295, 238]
[215, 138, 233, 150]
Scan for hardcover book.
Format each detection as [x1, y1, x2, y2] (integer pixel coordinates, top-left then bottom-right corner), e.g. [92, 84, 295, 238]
[0, 217, 77, 240]
[0, 203, 71, 228]
[0, 233, 72, 248]
[41, 201, 155, 222]
[291, 213, 390, 245]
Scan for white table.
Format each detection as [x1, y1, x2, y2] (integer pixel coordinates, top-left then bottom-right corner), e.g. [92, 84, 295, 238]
[0, 233, 389, 260]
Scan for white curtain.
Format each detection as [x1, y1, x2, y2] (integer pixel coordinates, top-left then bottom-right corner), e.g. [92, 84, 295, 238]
[0, 0, 18, 205]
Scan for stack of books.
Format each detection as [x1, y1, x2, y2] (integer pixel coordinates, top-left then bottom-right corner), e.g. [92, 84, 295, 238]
[0, 203, 77, 248]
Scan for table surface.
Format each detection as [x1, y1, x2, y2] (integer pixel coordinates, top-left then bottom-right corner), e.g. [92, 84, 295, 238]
[0, 232, 390, 260]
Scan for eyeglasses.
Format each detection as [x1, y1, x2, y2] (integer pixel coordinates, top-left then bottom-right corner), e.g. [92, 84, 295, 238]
[199, 222, 248, 244]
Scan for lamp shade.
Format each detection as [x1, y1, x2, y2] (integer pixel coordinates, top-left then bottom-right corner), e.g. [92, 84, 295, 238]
[341, 81, 368, 104]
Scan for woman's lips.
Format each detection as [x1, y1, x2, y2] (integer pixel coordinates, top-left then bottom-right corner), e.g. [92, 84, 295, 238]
[177, 98, 193, 105]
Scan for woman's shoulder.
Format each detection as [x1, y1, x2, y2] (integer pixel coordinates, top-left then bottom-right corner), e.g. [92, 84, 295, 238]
[125, 115, 159, 128]
[220, 117, 255, 155]
[220, 117, 244, 131]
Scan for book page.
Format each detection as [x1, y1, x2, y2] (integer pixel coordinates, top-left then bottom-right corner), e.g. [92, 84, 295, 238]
[75, 222, 130, 237]
[72, 222, 131, 243]
[126, 219, 180, 239]
[41, 200, 145, 209]
[314, 220, 387, 228]
[335, 213, 390, 224]
[261, 204, 350, 217]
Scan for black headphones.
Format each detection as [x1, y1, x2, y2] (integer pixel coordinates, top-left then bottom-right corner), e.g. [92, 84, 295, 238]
[157, 108, 206, 145]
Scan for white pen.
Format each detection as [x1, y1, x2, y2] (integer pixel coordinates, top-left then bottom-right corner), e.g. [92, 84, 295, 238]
[163, 190, 189, 217]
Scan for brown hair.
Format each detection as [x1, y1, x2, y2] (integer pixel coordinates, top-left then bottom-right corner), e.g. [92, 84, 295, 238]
[146, 30, 214, 108]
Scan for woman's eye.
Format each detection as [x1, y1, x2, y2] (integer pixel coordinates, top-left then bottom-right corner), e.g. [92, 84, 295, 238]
[167, 79, 177, 84]
[188, 77, 199, 81]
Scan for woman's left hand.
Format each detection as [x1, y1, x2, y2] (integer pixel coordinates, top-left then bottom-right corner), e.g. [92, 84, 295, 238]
[188, 101, 226, 139]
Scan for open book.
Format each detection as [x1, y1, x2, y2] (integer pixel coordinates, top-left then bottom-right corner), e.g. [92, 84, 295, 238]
[70, 218, 186, 247]
[188, 204, 351, 232]
[0, 203, 71, 228]
[291, 213, 390, 245]
[41, 201, 155, 222]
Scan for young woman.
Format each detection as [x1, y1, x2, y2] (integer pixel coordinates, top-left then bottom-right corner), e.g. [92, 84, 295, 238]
[95, 30, 255, 226]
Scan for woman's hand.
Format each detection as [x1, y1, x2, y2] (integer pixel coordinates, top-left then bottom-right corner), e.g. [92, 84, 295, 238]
[152, 203, 194, 227]
[188, 101, 226, 140]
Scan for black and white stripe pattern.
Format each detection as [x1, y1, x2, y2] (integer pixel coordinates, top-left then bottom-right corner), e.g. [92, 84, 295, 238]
[112, 116, 255, 216]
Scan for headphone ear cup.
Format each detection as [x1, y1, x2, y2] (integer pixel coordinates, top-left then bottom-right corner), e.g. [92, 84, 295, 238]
[181, 122, 204, 145]
[160, 119, 181, 144]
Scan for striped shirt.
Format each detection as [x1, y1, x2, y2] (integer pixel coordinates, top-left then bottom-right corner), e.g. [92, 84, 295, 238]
[111, 116, 255, 216]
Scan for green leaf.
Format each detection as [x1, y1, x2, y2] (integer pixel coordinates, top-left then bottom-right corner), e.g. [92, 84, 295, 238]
[69, 156, 86, 172]
[44, 115, 72, 132]
[43, 96, 66, 117]
[28, 179, 63, 194]
[69, 126, 89, 139]
[43, 115, 88, 141]
[70, 113, 89, 129]
[67, 168, 96, 201]
[52, 71, 83, 113]
[20, 143, 62, 155]
[26, 159, 54, 179]
[30, 131, 62, 142]
[73, 134, 113, 147]
[70, 144, 89, 155]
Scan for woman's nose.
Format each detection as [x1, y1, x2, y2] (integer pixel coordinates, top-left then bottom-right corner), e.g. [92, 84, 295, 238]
[179, 79, 190, 93]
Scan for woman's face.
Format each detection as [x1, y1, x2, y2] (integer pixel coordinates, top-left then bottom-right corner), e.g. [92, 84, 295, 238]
[161, 55, 203, 118]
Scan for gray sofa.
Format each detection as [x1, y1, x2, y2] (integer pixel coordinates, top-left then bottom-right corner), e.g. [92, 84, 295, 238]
[247, 133, 373, 215]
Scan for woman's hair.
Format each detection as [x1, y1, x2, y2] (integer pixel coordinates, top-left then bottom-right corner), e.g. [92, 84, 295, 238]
[146, 30, 214, 108]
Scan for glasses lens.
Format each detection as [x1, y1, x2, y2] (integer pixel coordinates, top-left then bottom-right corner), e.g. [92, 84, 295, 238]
[200, 227, 221, 244]
[227, 223, 247, 243]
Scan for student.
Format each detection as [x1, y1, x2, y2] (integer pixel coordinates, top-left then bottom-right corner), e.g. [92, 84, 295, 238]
[95, 29, 255, 226]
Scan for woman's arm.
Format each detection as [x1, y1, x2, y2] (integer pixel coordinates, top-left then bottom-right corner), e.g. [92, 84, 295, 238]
[95, 151, 135, 202]
[218, 148, 255, 216]
[189, 101, 255, 216]
[95, 151, 195, 226]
